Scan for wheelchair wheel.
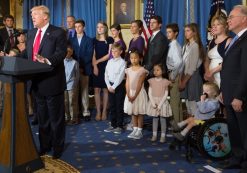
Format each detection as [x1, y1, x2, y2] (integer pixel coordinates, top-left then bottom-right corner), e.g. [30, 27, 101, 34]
[196, 118, 231, 160]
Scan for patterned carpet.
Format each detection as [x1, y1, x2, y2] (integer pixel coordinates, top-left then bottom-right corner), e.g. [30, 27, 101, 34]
[29, 113, 237, 173]
[35, 155, 80, 173]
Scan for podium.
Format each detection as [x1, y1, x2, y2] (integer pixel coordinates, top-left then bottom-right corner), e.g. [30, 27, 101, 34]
[0, 56, 52, 173]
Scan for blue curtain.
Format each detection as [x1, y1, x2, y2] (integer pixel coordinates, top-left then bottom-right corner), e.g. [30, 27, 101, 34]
[153, 0, 186, 45]
[23, 0, 66, 29]
[70, 0, 106, 38]
[194, 0, 241, 45]
[149, 0, 242, 46]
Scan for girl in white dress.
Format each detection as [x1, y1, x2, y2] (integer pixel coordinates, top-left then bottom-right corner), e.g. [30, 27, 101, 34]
[147, 64, 172, 143]
[124, 48, 148, 139]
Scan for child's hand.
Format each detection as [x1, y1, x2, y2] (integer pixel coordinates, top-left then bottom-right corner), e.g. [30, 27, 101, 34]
[153, 104, 158, 109]
[200, 94, 207, 101]
[108, 87, 115, 93]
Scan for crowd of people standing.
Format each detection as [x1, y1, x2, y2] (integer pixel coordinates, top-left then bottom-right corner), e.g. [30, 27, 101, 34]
[0, 4, 247, 173]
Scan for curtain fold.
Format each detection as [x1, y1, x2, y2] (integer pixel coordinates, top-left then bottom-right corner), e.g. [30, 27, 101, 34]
[153, 0, 186, 45]
[23, 0, 67, 29]
[71, 0, 106, 37]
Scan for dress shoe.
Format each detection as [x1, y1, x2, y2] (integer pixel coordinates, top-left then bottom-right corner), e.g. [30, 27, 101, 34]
[52, 151, 63, 159]
[31, 119, 38, 125]
[223, 162, 241, 169]
[38, 148, 51, 156]
[84, 116, 91, 121]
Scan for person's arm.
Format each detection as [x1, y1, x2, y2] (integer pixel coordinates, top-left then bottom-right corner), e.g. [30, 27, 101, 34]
[84, 37, 94, 65]
[104, 61, 111, 89]
[157, 90, 168, 110]
[96, 42, 112, 64]
[112, 60, 126, 89]
[92, 50, 99, 76]
[40, 29, 67, 67]
[197, 100, 219, 114]
[132, 72, 146, 101]
[148, 86, 156, 108]
[125, 71, 131, 101]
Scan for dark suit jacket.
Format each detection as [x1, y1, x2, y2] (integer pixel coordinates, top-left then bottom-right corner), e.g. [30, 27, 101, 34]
[221, 30, 247, 105]
[0, 27, 18, 53]
[144, 31, 169, 71]
[26, 24, 67, 96]
[70, 34, 93, 75]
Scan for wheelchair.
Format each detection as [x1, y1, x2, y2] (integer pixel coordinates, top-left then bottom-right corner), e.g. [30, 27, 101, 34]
[169, 117, 231, 162]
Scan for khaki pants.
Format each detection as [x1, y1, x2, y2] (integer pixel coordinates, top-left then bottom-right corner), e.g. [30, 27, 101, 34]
[64, 88, 78, 121]
[169, 76, 183, 122]
[80, 73, 90, 116]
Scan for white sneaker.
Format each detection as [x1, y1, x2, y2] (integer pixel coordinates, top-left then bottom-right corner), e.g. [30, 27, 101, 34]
[160, 136, 166, 143]
[133, 130, 143, 139]
[127, 129, 137, 138]
[151, 135, 157, 142]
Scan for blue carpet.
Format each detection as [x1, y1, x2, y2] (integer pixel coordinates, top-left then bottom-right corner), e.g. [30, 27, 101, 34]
[28, 114, 238, 173]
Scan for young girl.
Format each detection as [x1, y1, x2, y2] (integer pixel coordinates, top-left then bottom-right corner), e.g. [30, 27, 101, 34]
[179, 23, 205, 117]
[92, 21, 114, 121]
[109, 23, 126, 59]
[124, 48, 148, 139]
[172, 82, 220, 141]
[147, 64, 172, 143]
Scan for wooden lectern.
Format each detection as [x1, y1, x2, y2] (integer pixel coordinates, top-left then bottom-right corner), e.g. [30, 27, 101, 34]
[0, 56, 52, 173]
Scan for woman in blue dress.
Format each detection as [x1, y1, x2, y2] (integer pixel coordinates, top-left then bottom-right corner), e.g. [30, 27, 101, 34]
[92, 21, 114, 121]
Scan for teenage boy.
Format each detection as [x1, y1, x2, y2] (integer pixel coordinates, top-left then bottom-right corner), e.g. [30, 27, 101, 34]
[166, 23, 183, 122]
[70, 19, 93, 121]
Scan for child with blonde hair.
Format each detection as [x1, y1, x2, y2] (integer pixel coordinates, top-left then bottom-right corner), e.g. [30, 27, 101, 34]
[172, 82, 220, 141]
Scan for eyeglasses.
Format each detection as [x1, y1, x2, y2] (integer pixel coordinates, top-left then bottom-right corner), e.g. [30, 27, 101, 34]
[227, 15, 246, 20]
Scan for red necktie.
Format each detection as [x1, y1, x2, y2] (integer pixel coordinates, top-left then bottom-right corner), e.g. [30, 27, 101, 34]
[32, 29, 42, 61]
[9, 30, 15, 48]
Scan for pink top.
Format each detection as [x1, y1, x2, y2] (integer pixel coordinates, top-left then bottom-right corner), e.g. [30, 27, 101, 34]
[148, 78, 170, 97]
[125, 67, 148, 90]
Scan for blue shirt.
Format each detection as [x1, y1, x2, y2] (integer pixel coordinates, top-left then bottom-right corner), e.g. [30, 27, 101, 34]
[64, 57, 80, 90]
[194, 98, 220, 120]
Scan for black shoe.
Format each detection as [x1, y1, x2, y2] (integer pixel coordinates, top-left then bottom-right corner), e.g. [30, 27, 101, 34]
[52, 151, 63, 159]
[38, 148, 51, 156]
[31, 119, 38, 125]
[223, 163, 241, 169]
[84, 116, 91, 121]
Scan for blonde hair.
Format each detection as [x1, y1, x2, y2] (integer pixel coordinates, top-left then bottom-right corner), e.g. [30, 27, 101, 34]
[96, 21, 108, 40]
[204, 82, 220, 97]
[211, 15, 228, 34]
[31, 5, 50, 20]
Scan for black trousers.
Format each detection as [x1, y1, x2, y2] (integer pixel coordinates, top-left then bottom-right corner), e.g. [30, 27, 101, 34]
[35, 92, 65, 152]
[109, 82, 125, 128]
[225, 105, 247, 163]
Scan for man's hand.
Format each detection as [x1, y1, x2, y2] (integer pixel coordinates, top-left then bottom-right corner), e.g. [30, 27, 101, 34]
[36, 54, 49, 64]
[231, 98, 243, 112]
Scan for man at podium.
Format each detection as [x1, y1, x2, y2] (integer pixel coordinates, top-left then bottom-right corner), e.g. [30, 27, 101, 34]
[26, 5, 67, 159]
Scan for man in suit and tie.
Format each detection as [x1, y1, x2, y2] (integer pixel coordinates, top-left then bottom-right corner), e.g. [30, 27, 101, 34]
[220, 5, 247, 172]
[144, 15, 169, 72]
[26, 5, 67, 159]
[0, 14, 18, 54]
[66, 15, 76, 40]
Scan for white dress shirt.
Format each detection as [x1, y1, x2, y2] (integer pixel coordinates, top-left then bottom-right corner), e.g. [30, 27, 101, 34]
[167, 39, 183, 80]
[105, 57, 126, 90]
